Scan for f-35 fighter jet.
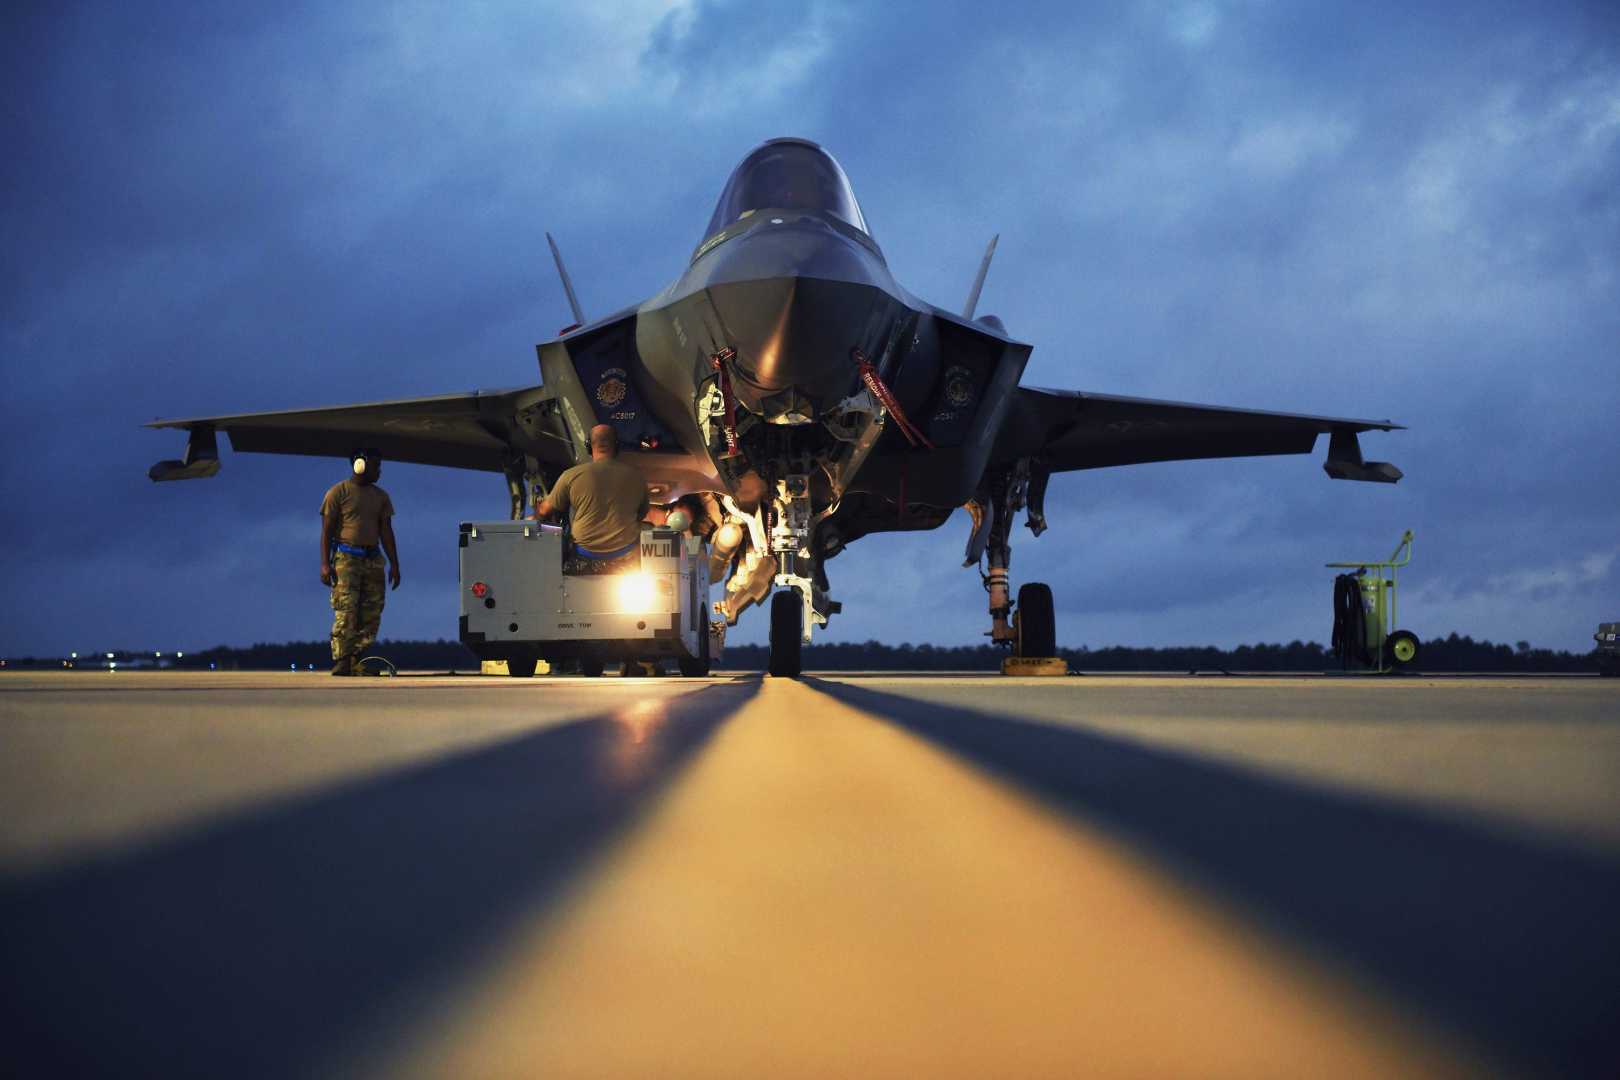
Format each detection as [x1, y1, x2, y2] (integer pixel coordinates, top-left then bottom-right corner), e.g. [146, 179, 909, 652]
[150, 137, 1402, 675]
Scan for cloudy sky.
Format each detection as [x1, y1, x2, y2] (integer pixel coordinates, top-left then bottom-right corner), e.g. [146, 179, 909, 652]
[4, 0, 1617, 657]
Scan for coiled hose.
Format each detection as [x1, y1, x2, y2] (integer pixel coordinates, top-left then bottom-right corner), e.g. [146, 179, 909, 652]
[1331, 574, 1371, 669]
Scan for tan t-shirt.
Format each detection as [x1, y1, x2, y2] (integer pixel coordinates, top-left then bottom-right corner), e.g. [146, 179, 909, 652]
[321, 479, 394, 546]
[549, 457, 649, 552]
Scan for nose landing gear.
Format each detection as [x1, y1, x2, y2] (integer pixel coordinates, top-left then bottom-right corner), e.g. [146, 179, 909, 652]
[768, 590, 803, 677]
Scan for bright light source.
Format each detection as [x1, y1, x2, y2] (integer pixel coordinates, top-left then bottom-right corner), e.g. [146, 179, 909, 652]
[471, 581, 488, 598]
[71, 652, 78, 659]
[615, 573, 659, 612]
[177, 652, 184, 659]
[106, 653, 114, 659]
[155, 651, 162, 657]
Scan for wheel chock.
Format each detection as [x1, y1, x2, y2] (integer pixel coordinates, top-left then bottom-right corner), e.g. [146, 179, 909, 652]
[1001, 656, 1069, 676]
[480, 659, 550, 676]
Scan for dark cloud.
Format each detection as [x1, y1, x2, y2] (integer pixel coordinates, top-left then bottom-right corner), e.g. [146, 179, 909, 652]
[4, 1, 1616, 655]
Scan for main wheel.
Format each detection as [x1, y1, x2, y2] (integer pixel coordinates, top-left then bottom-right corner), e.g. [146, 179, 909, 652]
[506, 654, 537, 678]
[1016, 582, 1057, 658]
[768, 590, 802, 677]
[578, 657, 605, 678]
[1386, 630, 1420, 669]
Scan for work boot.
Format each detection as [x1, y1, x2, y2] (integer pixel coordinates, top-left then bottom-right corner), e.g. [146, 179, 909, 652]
[331, 656, 354, 676]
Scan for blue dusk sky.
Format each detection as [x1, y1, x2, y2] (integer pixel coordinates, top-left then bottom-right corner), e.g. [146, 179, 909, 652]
[3, 1, 1617, 655]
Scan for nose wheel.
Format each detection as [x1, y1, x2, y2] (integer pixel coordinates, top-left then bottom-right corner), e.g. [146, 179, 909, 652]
[768, 590, 803, 677]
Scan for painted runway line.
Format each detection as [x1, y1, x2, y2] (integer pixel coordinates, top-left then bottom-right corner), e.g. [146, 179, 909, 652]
[407, 677, 1466, 1078]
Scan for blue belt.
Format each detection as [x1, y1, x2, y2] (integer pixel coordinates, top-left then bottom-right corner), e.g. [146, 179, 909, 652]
[332, 542, 381, 557]
[573, 539, 638, 560]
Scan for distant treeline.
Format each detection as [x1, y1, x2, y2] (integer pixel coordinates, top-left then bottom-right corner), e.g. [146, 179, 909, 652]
[11, 632, 1609, 672]
[192, 640, 483, 671]
[722, 634, 1608, 673]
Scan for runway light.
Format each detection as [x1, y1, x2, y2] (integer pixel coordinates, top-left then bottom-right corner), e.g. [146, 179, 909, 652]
[615, 572, 659, 613]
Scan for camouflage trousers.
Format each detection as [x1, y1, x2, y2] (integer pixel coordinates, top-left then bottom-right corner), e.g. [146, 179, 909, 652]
[330, 552, 386, 661]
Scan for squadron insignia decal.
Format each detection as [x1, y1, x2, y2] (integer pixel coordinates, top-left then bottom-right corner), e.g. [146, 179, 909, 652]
[944, 366, 976, 409]
[596, 368, 629, 409]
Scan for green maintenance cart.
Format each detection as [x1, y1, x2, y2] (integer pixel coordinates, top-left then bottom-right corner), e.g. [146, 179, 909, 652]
[1328, 529, 1420, 673]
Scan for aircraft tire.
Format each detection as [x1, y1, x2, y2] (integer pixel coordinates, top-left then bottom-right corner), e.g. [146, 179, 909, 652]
[1016, 583, 1057, 658]
[506, 653, 538, 678]
[579, 657, 605, 678]
[768, 590, 802, 677]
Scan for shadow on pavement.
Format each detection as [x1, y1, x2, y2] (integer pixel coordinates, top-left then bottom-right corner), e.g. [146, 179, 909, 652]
[0, 680, 756, 1077]
[807, 678, 1620, 1078]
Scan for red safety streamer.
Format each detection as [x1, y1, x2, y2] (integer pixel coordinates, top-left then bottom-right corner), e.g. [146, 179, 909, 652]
[709, 347, 742, 458]
[853, 348, 934, 450]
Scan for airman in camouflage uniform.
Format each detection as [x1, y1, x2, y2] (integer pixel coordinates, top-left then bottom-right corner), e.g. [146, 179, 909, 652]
[320, 451, 401, 675]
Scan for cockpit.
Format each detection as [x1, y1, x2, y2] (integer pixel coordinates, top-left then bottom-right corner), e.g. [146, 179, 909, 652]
[702, 138, 869, 245]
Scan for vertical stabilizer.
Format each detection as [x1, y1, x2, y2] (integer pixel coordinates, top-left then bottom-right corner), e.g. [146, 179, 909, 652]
[962, 233, 999, 319]
[546, 232, 586, 327]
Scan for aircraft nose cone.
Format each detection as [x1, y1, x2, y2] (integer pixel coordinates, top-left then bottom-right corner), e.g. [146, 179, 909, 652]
[723, 277, 805, 392]
[707, 275, 885, 417]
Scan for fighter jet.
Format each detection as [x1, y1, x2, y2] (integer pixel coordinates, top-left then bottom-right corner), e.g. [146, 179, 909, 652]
[150, 137, 1402, 676]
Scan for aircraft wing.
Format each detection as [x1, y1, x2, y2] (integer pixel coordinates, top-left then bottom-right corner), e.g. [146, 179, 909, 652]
[146, 385, 575, 480]
[1000, 386, 1404, 482]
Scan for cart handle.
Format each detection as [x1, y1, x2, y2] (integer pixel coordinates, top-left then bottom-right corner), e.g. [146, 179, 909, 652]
[1326, 529, 1413, 570]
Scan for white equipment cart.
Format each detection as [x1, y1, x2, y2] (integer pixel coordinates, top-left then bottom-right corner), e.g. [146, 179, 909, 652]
[458, 521, 712, 677]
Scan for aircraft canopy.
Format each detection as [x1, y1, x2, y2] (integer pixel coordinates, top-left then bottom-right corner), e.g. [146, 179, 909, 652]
[703, 138, 868, 242]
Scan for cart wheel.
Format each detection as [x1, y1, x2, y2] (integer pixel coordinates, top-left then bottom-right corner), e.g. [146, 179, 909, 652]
[579, 658, 605, 678]
[768, 590, 802, 677]
[506, 654, 537, 678]
[1016, 583, 1057, 658]
[679, 621, 712, 677]
[1387, 630, 1420, 669]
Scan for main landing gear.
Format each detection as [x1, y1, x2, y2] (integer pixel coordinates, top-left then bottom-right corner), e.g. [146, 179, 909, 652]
[966, 460, 1067, 675]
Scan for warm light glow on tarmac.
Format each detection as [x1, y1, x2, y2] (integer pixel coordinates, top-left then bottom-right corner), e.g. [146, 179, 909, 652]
[408, 678, 1465, 1078]
[607, 698, 667, 783]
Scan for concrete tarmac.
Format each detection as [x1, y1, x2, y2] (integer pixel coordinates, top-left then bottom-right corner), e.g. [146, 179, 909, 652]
[2, 671, 1617, 1077]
